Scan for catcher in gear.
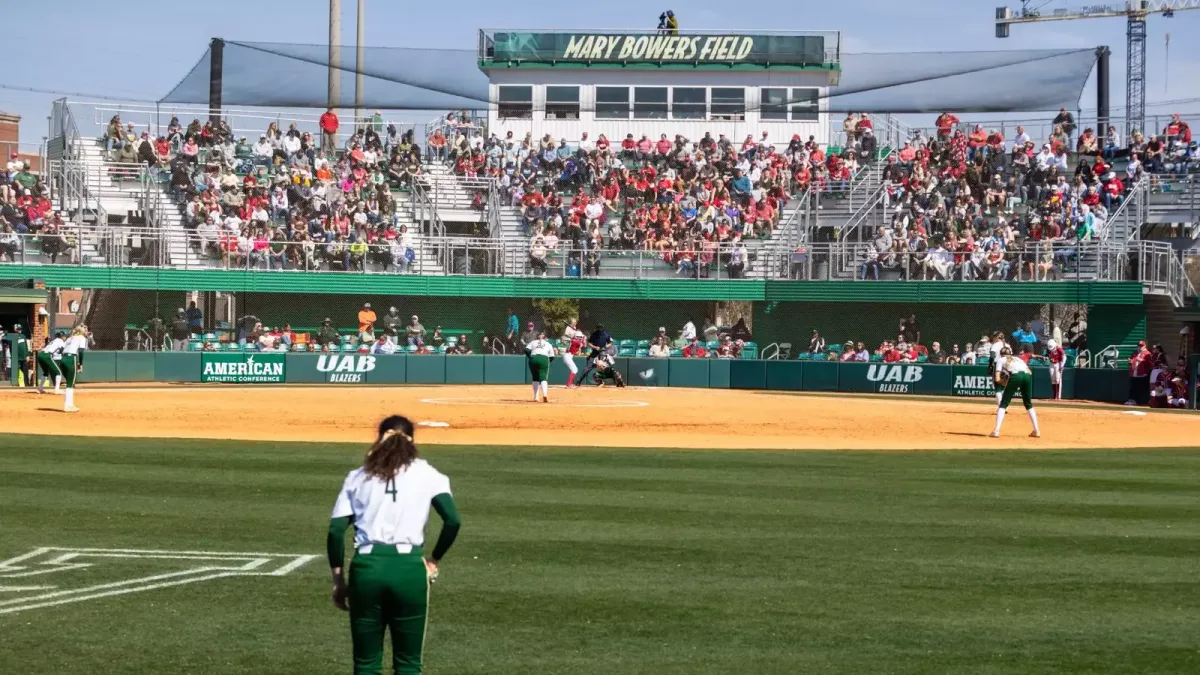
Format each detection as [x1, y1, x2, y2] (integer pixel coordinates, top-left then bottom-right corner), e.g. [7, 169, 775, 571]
[591, 351, 625, 387]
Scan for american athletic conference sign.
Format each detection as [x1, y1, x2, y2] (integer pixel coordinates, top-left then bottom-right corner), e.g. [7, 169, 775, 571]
[866, 365, 923, 394]
[317, 354, 377, 383]
[201, 353, 286, 383]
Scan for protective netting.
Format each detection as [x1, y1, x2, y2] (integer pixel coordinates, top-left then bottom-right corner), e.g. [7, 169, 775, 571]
[161, 40, 1097, 114]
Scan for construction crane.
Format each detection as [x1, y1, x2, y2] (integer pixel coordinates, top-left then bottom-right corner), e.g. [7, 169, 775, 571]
[995, 0, 1200, 137]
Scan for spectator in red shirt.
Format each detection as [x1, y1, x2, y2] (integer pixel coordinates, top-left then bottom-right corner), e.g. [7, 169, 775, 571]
[319, 109, 339, 151]
[1126, 341, 1152, 406]
[935, 112, 959, 139]
[682, 338, 708, 358]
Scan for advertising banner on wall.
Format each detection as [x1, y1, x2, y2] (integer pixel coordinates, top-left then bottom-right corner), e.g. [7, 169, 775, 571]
[951, 366, 996, 397]
[200, 352, 286, 383]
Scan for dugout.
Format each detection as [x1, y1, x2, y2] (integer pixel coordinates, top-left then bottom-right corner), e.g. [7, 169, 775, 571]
[0, 283, 48, 386]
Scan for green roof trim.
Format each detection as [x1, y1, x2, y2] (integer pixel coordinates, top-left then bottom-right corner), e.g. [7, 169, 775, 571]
[0, 266, 1148, 305]
[479, 60, 840, 72]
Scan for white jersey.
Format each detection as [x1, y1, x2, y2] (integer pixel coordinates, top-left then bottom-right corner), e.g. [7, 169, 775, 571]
[331, 459, 451, 550]
[40, 337, 65, 359]
[62, 335, 88, 356]
[998, 355, 1031, 376]
[526, 339, 555, 357]
[989, 340, 1004, 361]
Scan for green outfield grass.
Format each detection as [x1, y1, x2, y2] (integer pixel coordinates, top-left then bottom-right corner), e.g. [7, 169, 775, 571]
[1, 435, 1198, 674]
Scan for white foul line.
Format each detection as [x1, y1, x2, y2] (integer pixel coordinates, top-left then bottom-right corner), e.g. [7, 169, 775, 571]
[0, 547, 319, 616]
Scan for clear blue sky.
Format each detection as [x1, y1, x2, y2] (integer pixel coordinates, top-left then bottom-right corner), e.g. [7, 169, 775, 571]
[3, 0, 1198, 145]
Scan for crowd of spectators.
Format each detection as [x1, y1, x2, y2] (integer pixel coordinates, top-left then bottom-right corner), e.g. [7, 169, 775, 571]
[0, 153, 78, 263]
[851, 110, 1195, 282]
[104, 110, 432, 272]
[792, 312, 1092, 368]
[446, 123, 871, 276]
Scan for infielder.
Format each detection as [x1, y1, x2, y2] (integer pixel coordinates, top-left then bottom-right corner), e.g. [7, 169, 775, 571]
[60, 326, 89, 413]
[560, 319, 585, 389]
[987, 332, 1005, 407]
[36, 330, 66, 394]
[1046, 339, 1066, 400]
[990, 346, 1042, 438]
[327, 415, 461, 675]
[526, 331, 556, 403]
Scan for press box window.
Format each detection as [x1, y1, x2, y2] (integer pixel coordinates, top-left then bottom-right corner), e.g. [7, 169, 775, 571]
[545, 86, 580, 120]
[672, 88, 706, 120]
[497, 86, 533, 120]
[790, 88, 820, 121]
[760, 88, 789, 121]
[710, 88, 745, 121]
[633, 87, 668, 120]
[596, 86, 630, 120]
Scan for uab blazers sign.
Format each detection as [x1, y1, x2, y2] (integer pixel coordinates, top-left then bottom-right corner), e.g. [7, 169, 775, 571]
[867, 365, 923, 394]
[317, 354, 377, 383]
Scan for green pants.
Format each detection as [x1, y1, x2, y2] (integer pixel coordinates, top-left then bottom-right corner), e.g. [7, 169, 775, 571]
[59, 354, 79, 388]
[348, 545, 430, 675]
[528, 354, 549, 382]
[36, 352, 62, 386]
[1000, 371, 1033, 410]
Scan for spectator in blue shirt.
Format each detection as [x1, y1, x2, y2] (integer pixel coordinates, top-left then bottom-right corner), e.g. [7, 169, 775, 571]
[505, 308, 519, 350]
[1012, 323, 1038, 346]
[185, 301, 204, 332]
[730, 169, 752, 200]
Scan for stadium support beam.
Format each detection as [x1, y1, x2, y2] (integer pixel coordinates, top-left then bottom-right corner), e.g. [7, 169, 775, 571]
[355, 0, 365, 128]
[208, 38, 224, 126]
[1096, 46, 1110, 136]
[328, 0, 341, 111]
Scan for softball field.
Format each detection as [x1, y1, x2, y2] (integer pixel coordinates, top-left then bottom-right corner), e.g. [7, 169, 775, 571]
[0, 384, 1191, 450]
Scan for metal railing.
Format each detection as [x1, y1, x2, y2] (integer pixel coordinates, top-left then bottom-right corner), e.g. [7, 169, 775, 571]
[1094, 174, 1148, 241]
[1, 229, 1162, 286]
[1133, 240, 1197, 307]
[82, 102, 416, 154]
[1147, 173, 1199, 226]
[890, 112, 1197, 148]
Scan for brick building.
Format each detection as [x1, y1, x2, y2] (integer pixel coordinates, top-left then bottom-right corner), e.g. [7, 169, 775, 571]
[0, 110, 42, 172]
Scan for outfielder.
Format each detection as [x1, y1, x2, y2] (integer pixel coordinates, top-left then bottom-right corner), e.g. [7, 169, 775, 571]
[526, 331, 555, 403]
[1046, 339, 1066, 400]
[327, 415, 461, 675]
[987, 332, 1006, 408]
[591, 350, 625, 388]
[561, 319, 585, 389]
[36, 330, 66, 394]
[990, 346, 1042, 438]
[60, 326, 89, 413]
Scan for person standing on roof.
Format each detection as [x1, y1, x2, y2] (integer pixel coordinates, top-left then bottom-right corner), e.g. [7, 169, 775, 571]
[319, 108, 339, 152]
[657, 10, 678, 35]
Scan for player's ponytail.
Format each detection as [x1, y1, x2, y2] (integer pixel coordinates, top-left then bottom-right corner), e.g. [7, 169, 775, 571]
[363, 415, 418, 479]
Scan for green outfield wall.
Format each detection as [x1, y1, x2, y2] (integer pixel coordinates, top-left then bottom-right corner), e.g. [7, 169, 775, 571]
[54, 351, 1144, 403]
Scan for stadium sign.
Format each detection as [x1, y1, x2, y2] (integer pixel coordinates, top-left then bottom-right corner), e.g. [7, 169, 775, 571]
[317, 354, 377, 384]
[952, 374, 995, 397]
[867, 365, 923, 394]
[201, 353, 286, 383]
[489, 32, 827, 66]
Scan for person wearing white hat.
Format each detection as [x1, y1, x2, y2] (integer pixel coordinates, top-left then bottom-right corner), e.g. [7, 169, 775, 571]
[1046, 339, 1066, 400]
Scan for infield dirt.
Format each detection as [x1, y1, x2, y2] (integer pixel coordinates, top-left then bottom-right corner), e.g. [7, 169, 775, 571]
[0, 385, 1191, 450]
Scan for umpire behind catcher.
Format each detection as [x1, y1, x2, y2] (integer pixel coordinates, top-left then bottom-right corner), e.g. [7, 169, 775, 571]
[574, 324, 612, 385]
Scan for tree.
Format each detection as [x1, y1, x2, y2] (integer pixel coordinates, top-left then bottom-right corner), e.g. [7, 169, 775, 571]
[532, 298, 580, 338]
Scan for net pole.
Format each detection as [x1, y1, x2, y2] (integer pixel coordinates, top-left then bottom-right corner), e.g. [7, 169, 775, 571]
[355, 0, 365, 129]
[328, 0, 341, 111]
